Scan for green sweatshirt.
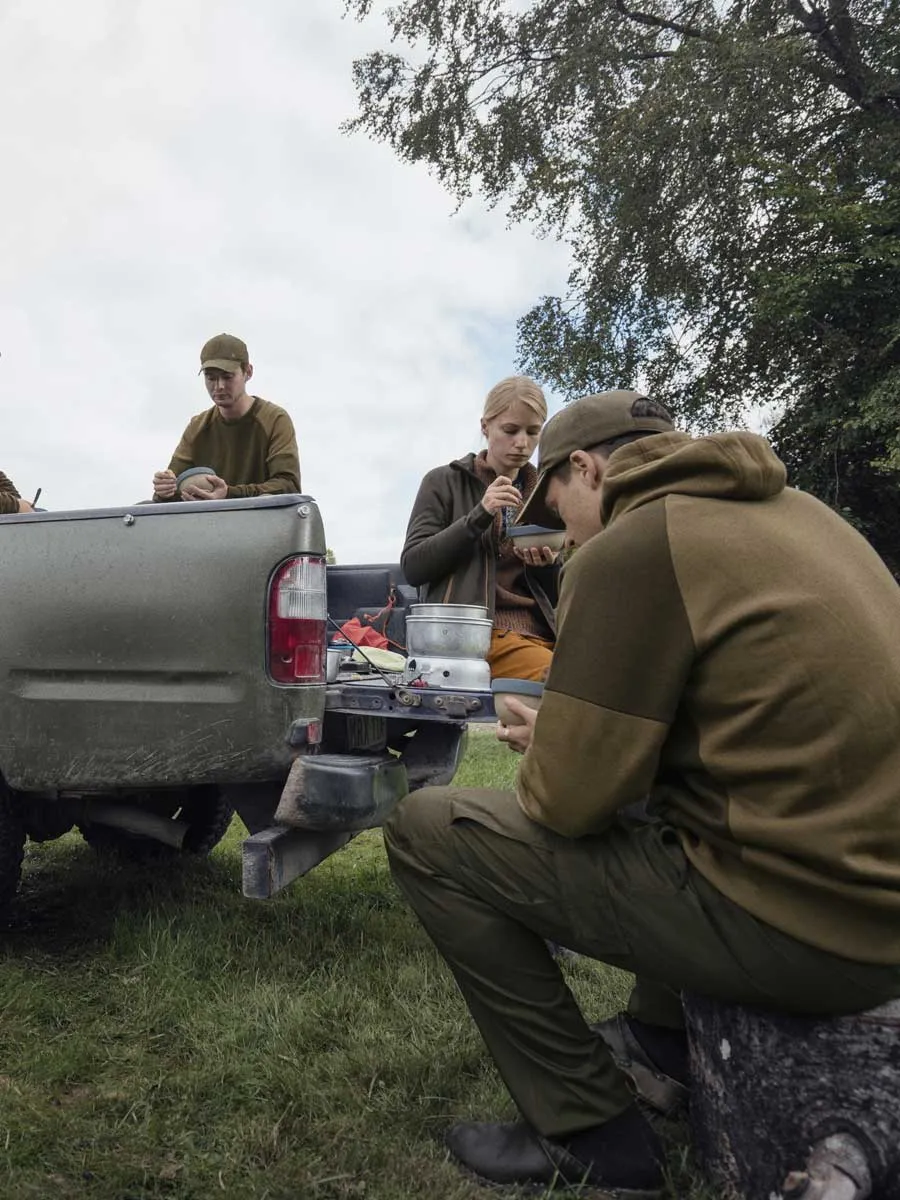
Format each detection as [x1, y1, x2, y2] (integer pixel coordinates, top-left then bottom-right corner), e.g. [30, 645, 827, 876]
[518, 430, 900, 965]
[0, 471, 21, 515]
[161, 396, 301, 500]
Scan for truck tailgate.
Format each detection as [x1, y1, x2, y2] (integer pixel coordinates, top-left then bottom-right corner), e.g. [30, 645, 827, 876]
[0, 496, 325, 790]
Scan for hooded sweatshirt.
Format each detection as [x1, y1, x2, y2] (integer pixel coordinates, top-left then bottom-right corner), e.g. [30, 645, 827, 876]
[401, 453, 557, 633]
[517, 430, 900, 964]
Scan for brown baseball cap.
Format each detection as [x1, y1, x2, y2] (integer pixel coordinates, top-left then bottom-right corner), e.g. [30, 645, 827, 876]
[516, 390, 675, 528]
[199, 333, 249, 373]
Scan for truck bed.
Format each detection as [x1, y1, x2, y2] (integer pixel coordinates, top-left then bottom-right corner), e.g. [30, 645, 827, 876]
[0, 495, 326, 791]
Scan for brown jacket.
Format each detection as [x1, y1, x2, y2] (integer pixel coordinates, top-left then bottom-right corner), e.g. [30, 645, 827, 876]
[518, 431, 900, 964]
[0, 471, 21, 515]
[401, 453, 557, 631]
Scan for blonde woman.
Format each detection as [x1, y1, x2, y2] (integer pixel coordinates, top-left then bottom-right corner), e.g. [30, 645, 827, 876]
[401, 376, 558, 681]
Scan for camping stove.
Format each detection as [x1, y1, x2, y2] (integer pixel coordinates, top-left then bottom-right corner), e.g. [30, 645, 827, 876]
[404, 654, 491, 692]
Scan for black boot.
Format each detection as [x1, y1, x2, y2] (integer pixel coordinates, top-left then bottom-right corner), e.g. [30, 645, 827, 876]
[445, 1104, 664, 1197]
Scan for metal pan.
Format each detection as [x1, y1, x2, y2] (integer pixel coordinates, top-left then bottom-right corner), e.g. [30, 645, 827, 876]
[410, 603, 490, 621]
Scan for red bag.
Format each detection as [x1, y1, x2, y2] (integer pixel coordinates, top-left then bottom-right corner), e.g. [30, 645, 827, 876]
[338, 617, 390, 650]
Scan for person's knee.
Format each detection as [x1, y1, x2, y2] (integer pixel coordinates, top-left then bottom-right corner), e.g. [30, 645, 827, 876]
[383, 786, 453, 862]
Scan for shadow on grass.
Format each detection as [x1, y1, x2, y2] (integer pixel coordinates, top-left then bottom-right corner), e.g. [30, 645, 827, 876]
[2, 830, 241, 959]
[1, 824, 407, 984]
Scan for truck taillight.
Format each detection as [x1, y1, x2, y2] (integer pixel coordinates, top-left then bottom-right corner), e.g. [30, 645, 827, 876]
[267, 556, 327, 684]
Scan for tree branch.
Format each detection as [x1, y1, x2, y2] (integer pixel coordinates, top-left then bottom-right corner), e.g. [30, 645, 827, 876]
[613, 0, 717, 42]
[782, 0, 900, 118]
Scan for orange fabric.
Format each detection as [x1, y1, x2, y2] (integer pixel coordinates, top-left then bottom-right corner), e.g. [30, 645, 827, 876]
[486, 628, 553, 683]
[338, 618, 389, 650]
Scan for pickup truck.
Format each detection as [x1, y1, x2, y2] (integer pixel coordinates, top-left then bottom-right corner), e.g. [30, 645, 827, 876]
[0, 493, 496, 919]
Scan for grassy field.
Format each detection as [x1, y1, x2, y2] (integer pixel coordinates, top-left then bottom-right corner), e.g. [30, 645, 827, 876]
[0, 735, 711, 1200]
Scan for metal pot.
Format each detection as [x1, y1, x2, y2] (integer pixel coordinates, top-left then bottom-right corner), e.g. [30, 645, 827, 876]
[410, 603, 490, 622]
[326, 646, 344, 683]
[405, 614, 492, 660]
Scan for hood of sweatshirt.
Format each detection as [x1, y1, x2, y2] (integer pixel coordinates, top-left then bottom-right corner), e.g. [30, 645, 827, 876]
[452, 452, 479, 476]
[600, 431, 787, 528]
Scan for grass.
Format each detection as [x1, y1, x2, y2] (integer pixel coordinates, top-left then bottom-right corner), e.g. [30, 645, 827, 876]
[0, 736, 715, 1200]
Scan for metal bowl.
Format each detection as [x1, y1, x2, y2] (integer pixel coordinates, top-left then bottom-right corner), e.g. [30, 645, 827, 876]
[410, 603, 490, 622]
[507, 525, 567, 553]
[326, 646, 344, 683]
[405, 614, 492, 660]
[175, 465, 217, 496]
[491, 677, 544, 725]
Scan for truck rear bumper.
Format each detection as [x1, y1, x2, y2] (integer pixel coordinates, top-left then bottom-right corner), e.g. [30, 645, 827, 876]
[242, 826, 354, 900]
[326, 679, 495, 722]
[239, 715, 471, 899]
[240, 752, 408, 900]
[274, 753, 409, 831]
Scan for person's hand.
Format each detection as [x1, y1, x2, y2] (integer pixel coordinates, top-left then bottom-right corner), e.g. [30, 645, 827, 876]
[181, 474, 228, 501]
[153, 469, 177, 499]
[16, 499, 34, 513]
[481, 476, 524, 515]
[513, 544, 558, 567]
[496, 698, 539, 754]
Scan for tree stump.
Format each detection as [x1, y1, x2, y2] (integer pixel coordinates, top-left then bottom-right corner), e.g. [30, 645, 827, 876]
[683, 994, 900, 1199]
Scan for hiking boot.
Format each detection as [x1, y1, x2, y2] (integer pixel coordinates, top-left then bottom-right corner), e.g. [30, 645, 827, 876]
[592, 1013, 689, 1116]
[445, 1106, 664, 1198]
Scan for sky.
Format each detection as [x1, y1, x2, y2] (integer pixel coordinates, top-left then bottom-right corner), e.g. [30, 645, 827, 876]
[0, 0, 571, 564]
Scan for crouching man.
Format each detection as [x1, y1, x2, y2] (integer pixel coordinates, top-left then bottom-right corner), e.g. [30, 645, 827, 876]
[383, 391, 900, 1196]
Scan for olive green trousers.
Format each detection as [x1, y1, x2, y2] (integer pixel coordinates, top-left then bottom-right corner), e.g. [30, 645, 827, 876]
[384, 786, 900, 1139]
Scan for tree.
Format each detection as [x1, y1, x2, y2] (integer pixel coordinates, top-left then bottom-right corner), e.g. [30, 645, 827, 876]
[762, 179, 900, 573]
[343, 0, 900, 425]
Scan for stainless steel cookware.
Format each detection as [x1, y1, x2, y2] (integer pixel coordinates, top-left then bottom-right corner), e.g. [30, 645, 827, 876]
[410, 603, 490, 622]
[326, 645, 344, 683]
[405, 614, 492, 660]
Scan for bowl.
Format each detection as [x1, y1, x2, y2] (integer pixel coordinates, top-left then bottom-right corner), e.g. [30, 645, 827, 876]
[507, 524, 567, 553]
[491, 677, 544, 725]
[175, 466, 218, 496]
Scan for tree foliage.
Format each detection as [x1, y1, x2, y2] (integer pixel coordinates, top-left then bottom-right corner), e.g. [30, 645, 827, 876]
[762, 177, 900, 571]
[345, 0, 900, 565]
[343, 0, 900, 411]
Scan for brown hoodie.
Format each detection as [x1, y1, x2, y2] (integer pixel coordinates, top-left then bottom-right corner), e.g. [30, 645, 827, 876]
[518, 431, 900, 964]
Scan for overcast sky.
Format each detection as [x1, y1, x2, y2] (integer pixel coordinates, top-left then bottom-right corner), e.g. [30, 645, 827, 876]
[0, 0, 571, 563]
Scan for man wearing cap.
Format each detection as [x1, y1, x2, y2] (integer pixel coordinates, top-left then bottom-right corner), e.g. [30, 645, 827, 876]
[382, 392, 900, 1195]
[151, 334, 301, 501]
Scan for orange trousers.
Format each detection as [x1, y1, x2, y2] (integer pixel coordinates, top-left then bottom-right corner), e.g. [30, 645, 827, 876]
[486, 628, 554, 682]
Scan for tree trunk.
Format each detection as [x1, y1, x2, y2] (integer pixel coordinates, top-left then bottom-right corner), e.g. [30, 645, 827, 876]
[683, 994, 900, 1199]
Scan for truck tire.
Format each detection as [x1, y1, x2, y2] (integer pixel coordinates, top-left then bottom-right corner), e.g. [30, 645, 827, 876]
[0, 777, 26, 919]
[79, 786, 234, 863]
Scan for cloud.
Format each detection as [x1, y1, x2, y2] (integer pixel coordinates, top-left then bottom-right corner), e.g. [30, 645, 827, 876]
[0, 0, 569, 563]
